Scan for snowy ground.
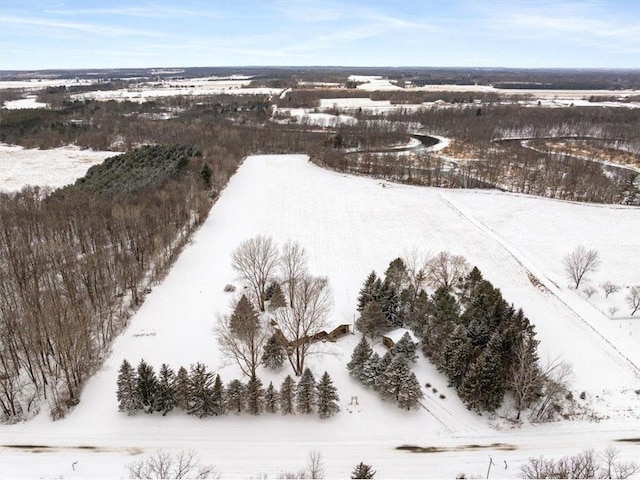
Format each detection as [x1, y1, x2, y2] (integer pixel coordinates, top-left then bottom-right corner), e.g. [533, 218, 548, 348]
[71, 78, 284, 103]
[0, 143, 114, 192]
[2, 155, 639, 478]
[2, 95, 48, 109]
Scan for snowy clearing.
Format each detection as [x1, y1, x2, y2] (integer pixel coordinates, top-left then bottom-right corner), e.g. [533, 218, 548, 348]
[0, 143, 114, 192]
[71, 78, 284, 103]
[1, 155, 639, 479]
[2, 95, 48, 109]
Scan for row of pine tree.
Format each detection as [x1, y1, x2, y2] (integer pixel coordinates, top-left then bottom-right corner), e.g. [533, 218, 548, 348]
[116, 360, 340, 419]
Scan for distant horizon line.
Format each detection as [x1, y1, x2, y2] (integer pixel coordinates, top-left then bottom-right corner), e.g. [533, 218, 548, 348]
[2, 65, 640, 73]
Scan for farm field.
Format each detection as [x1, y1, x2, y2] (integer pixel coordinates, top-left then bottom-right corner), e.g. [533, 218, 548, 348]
[1, 154, 638, 479]
[0, 143, 113, 192]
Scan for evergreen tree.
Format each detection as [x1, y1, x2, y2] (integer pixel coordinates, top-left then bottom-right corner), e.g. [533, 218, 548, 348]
[421, 286, 460, 362]
[440, 325, 473, 388]
[373, 351, 393, 392]
[347, 336, 373, 381]
[458, 333, 505, 412]
[316, 372, 340, 419]
[187, 362, 214, 417]
[351, 462, 376, 479]
[116, 359, 138, 414]
[267, 283, 287, 311]
[296, 368, 316, 414]
[153, 363, 176, 416]
[225, 379, 246, 414]
[356, 301, 390, 340]
[261, 334, 286, 370]
[265, 281, 278, 301]
[136, 359, 158, 414]
[458, 266, 484, 305]
[378, 280, 401, 328]
[174, 366, 190, 411]
[384, 258, 408, 296]
[223, 294, 265, 378]
[246, 375, 265, 415]
[360, 351, 381, 388]
[404, 288, 431, 337]
[279, 375, 296, 415]
[211, 374, 226, 416]
[264, 381, 279, 413]
[390, 332, 418, 363]
[377, 354, 411, 403]
[357, 271, 379, 311]
[396, 371, 424, 410]
[200, 163, 213, 190]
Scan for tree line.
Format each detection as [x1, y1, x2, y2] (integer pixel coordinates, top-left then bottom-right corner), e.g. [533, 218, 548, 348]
[0, 146, 212, 422]
[116, 359, 340, 419]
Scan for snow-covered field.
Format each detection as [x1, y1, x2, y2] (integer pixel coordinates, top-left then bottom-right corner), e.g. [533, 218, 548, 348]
[0, 143, 114, 192]
[2, 154, 639, 479]
[2, 95, 48, 109]
[71, 77, 284, 103]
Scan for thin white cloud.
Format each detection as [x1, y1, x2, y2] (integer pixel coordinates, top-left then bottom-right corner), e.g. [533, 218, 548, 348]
[44, 5, 223, 19]
[2, 15, 168, 38]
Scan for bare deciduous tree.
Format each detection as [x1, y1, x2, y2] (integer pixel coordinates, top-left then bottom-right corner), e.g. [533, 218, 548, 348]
[583, 286, 597, 298]
[307, 451, 326, 480]
[427, 251, 470, 292]
[231, 236, 280, 311]
[274, 274, 332, 376]
[280, 241, 309, 308]
[563, 246, 600, 289]
[403, 249, 431, 294]
[534, 359, 573, 421]
[600, 281, 620, 298]
[520, 448, 638, 479]
[627, 286, 640, 315]
[508, 335, 544, 420]
[126, 450, 220, 479]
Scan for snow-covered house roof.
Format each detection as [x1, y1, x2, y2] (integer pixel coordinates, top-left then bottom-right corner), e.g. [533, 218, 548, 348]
[382, 328, 419, 348]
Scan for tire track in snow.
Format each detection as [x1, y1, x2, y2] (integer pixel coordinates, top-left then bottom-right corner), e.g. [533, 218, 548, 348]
[438, 193, 640, 378]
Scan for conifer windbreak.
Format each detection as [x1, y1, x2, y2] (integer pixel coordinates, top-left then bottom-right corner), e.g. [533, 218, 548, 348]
[279, 375, 296, 415]
[153, 364, 176, 416]
[296, 368, 316, 415]
[246, 376, 265, 415]
[264, 381, 279, 414]
[188, 362, 215, 418]
[136, 359, 158, 414]
[225, 379, 246, 414]
[116, 359, 138, 414]
[316, 372, 340, 419]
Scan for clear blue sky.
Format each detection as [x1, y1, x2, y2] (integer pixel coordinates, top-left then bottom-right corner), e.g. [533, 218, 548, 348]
[1, 0, 639, 70]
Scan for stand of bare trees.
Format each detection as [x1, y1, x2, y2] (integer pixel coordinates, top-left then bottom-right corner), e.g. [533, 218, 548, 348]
[226, 238, 333, 376]
[0, 158, 212, 422]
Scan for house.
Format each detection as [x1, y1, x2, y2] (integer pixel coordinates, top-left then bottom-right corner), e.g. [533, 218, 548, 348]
[382, 327, 419, 349]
